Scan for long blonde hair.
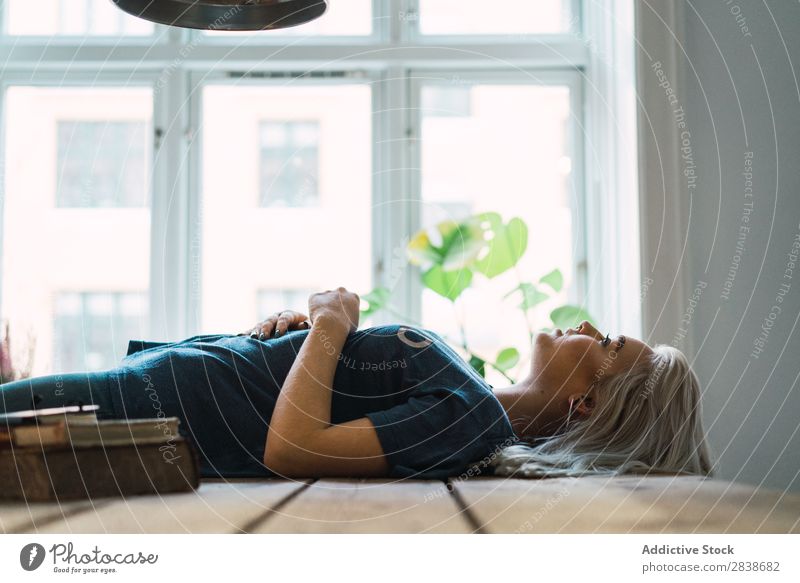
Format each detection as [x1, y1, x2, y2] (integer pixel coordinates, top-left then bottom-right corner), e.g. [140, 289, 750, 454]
[486, 345, 714, 478]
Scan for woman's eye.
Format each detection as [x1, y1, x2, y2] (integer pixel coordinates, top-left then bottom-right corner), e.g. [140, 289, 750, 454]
[601, 333, 611, 347]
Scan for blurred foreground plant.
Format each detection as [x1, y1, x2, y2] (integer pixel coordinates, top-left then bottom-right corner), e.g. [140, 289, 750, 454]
[360, 212, 595, 383]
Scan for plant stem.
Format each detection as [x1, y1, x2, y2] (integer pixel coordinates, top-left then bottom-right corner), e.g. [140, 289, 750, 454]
[513, 263, 535, 345]
[452, 301, 469, 352]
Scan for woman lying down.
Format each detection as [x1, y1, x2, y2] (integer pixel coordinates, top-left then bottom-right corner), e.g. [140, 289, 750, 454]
[0, 286, 714, 479]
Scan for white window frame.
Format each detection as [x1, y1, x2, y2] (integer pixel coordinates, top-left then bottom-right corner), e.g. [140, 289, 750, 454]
[0, 0, 644, 342]
[0, 70, 171, 338]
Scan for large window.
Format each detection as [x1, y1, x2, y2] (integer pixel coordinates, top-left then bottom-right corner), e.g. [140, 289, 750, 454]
[199, 83, 372, 334]
[53, 292, 148, 372]
[57, 120, 149, 208]
[259, 120, 320, 208]
[0, 2, 599, 382]
[0, 86, 152, 375]
[258, 289, 316, 320]
[418, 80, 577, 365]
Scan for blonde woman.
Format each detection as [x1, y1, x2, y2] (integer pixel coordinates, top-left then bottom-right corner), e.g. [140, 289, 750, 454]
[0, 286, 713, 480]
[486, 319, 714, 478]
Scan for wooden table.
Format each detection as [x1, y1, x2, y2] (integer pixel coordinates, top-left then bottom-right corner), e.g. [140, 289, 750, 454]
[2, 475, 798, 534]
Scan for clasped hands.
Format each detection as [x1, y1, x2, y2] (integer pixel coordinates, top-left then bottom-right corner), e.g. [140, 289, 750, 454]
[237, 286, 361, 340]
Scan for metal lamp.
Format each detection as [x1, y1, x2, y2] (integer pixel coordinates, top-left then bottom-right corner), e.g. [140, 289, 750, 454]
[113, 0, 329, 31]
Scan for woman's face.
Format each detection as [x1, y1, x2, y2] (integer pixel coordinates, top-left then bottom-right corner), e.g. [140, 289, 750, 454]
[529, 320, 654, 419]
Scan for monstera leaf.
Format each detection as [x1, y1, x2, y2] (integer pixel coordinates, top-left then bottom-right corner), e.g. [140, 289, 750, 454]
[506, 282, 550, 311]
[360, 287, 391, 317]
[473, 215, 528, 278]
[422, 265, 473, 301]
[407, 219, 485, 272]
[495, 347, 520, 371]
[468, 355, 486, 377]
[539, 269, 564, 292]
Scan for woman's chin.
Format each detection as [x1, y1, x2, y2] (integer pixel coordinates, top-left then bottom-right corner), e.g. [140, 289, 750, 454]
[534, 330, 555, 345]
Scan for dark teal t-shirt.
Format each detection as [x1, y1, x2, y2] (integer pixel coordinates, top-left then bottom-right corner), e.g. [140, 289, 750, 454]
[111, 324, 517, 479]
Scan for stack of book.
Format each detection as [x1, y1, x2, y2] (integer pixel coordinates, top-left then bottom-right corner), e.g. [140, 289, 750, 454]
[0, 404, 200, 501]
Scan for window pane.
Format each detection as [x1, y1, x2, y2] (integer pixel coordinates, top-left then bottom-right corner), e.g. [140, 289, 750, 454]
[419, 0, 571, 35]
[257, 289, 316, 318]
[6, 0, 154, 36]
[1, 87, 152, 375]
[53, 292, 148, 372]
[259, 121, 320, 207]
[57, 121, 148, 207]
[420, 83, 574, 384]
[204, 0, 371, 37]
[200, 84, 372, 333]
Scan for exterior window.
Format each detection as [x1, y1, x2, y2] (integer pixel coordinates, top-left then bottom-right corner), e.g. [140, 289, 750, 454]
[421, 87, 472, 118]
[259, 121, 320, 208]
[200, 84, 372, 334]
[1, 86, 152, 375]
[57, 121, 148, 208]
[0, 4, 587, 384]
[420, 83, 574, 363]
[257, 289, 316, 319]
[53, 292, 148, 372]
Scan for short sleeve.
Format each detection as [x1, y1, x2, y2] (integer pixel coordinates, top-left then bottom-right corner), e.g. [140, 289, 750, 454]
[364, 383, 510, 479]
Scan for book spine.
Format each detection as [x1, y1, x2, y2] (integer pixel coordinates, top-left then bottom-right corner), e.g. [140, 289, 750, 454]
[0, 439, 199, 502]
[13, 422, 68, 447]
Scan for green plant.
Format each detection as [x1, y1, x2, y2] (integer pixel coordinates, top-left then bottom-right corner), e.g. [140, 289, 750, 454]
[360, 212, 594, 383]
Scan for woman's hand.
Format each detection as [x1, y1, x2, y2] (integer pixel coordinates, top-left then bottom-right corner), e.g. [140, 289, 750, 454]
[238, 310, 311, 340]
[308, 287, 360, 334]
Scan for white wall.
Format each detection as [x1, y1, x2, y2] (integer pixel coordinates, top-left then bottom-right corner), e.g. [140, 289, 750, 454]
[638, 0, 800, 492]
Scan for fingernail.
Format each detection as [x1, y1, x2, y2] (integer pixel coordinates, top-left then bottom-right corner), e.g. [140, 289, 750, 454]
[250, 333, 257, 338]
[258, 332, 265, 340]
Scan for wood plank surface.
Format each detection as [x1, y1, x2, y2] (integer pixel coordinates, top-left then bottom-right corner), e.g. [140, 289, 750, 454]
[0, 499, 104, 534]
[453, 475, 800, 533]
[249, 478, 472, 533]
[5, 476, 798, 534]
[21, 479, 310, 534]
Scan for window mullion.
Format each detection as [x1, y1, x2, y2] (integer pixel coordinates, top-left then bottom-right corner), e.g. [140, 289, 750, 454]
[151, 70, 192, 341]
[185, 72, 204, 338]
[405, 69, 422, 326]
[371, 66, 417, 327]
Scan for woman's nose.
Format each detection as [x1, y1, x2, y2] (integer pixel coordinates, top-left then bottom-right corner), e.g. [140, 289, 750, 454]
[577, 320, 603, 340]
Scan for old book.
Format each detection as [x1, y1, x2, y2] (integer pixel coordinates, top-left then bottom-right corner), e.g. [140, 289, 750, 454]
[11, 417, 182, 448]
[0, 438, 200, 501]
[0, 404, 100, 426]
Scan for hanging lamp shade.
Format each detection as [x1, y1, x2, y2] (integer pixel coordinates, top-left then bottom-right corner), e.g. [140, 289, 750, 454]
[114, 0, 329, 31]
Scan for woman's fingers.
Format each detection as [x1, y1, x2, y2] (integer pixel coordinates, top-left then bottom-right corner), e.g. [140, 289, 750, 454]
[244, 310, 311, 340]
[274, 312, 292, 337]
[252, 310, 310, 339]
[259, 319, 277, 340]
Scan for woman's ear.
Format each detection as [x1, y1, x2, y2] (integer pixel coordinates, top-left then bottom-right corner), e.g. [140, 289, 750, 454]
[568, 394, 595, 417]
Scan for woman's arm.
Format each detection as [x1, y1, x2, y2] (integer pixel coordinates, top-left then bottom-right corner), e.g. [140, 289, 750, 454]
[262, 288, 390, 478]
